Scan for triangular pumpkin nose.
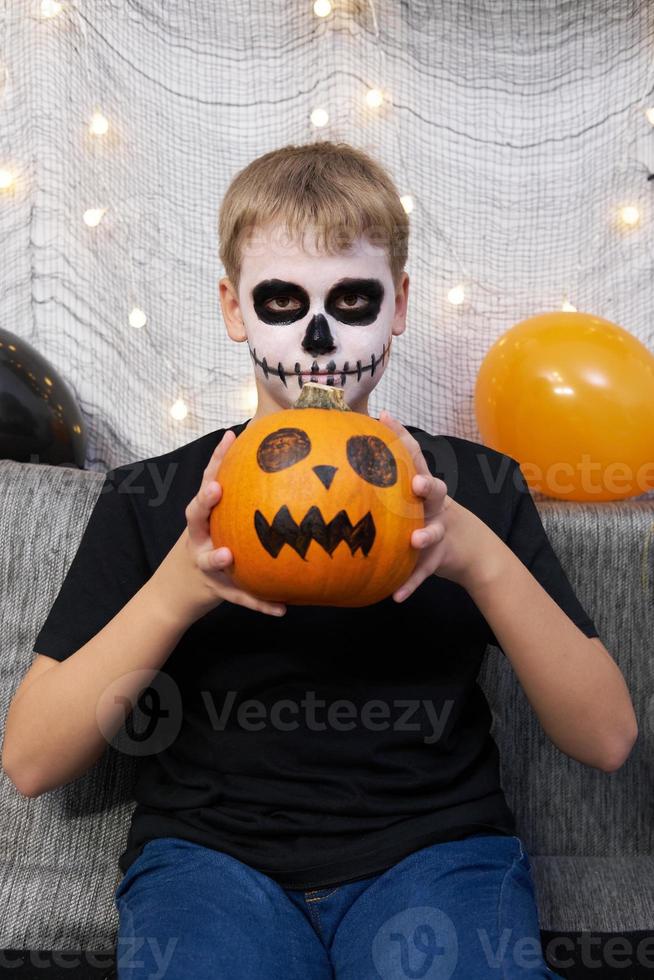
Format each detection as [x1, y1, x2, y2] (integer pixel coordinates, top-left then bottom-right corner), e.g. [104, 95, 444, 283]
[312, 465, 337, 489]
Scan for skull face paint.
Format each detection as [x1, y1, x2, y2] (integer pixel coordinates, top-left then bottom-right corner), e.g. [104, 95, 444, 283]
[233, 224, 407, 413]
[249, 276, 391, 390]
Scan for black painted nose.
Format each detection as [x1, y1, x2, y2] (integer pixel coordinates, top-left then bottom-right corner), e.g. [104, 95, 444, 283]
[302, 313, 336, 355]
[313, 465, 337, 489]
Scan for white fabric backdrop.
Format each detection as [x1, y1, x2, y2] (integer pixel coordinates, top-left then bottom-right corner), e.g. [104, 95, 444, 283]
[1, 0, 653, 471]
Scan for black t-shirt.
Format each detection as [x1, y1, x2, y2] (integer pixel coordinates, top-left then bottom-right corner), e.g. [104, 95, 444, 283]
[33, 418, 599, 889]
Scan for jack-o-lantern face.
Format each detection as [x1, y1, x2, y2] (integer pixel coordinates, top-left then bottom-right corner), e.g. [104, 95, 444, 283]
[209, 388, 424, 607]
[254, 426, 398, 560]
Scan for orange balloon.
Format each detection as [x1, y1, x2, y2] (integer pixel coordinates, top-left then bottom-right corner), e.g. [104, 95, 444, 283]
[474, 312, 654, 501]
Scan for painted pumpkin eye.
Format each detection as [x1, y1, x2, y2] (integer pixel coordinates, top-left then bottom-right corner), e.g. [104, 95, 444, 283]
[257, 427, 311, 472]
[346, 435, 397, 487]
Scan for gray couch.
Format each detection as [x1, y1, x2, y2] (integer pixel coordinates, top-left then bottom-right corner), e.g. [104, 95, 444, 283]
[1, 458, 653, 975]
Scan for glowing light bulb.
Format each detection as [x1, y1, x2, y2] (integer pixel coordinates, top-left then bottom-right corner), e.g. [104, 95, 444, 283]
[40, 0, 62, 17]
[313, 0, 332, 16]
[89, 112, 109, 136]
[400, 194, 414, 214]
[170, 398, 188, 421]
[447, 284, 466, 306]
[644, 107, 654, 126]
[561, 299, 577, 312]
[0, 169, 15, 191]
[128, 307, 147, 328]
[310, 107, 329, 128]
[83, 207, 107, 227]
[619, 205, 640, 227]
[365, 88, 384, 109]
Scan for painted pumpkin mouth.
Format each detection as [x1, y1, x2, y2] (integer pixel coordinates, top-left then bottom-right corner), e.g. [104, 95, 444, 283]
[254, 505, 376, 560]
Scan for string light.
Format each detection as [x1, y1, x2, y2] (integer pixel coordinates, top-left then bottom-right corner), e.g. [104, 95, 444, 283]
[400, 194, 414, 214]
[619, 205, 640, 228]
[169, 397, 189, 421]
[310, 107, 329, 128]
[128, 307, 147, 328]
[447, 284, 467, 306]
[645, 107, 654, 126]
[88, 111, 109, 136]
[40, 0, 62, 17]
[83, 207, 107, 227]
[0, 168, 16, 192]
[561, 295, 577, 312]
[365, 87, 384, 109]
[312, 0, 332, 17]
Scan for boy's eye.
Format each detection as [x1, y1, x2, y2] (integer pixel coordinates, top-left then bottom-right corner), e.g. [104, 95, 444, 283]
[338, 294, 366, 309]
[264, 296, 303, 312]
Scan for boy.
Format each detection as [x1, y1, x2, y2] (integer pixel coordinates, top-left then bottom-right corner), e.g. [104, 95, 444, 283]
[5, 141, 637, 979]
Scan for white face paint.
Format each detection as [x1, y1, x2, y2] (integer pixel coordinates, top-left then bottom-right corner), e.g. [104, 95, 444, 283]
[235, 222, 406, 413]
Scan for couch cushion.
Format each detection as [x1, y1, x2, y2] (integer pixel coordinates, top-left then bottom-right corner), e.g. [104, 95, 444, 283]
[531, 855, 654, 932]
[478, 497, 654, 865]
[0, 461, 139, 950]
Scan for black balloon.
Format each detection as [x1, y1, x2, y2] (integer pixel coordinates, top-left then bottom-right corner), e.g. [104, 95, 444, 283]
[0, 328, 87, 467]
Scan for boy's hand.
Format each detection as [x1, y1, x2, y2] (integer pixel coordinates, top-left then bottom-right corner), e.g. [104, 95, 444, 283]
[378, 410, 505, 601]
[151, 429, 288, 625]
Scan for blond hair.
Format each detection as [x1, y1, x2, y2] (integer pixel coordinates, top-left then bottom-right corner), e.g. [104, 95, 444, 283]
[218, 141, 409, 295]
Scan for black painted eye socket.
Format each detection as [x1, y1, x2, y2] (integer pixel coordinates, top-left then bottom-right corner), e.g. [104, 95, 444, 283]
[257, 428, 311, 472]
[346, 435, 397, 487]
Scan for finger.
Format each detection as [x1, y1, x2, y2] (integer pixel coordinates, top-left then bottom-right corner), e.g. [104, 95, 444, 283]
[235, 594, 287, 617]
[186, 479, 223, 548]
[220, 582, 287, 617]
[393, 570, 426, 602]
[187, 430, 237, 546]
[393, 541, 445, 602]
[201, 429, 236, 489]
[412, 522, 444, 549]
[196, 544, 232, 574]
[413, 473, 448, 516]
[195, 550, 287, 617]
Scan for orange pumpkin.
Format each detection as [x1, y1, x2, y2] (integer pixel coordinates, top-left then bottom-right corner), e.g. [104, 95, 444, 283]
[209, 382, 424, 607]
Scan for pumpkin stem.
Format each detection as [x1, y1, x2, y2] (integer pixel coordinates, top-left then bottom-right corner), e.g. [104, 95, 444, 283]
[293, 382, 352, 412]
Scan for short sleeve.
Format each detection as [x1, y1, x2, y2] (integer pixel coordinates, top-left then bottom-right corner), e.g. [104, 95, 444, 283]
[32, 466, 151, 662]
[486, 460, 599, 653]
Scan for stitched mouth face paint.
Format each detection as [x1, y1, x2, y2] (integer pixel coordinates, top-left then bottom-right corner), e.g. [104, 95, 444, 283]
[236, 226, 400, 410]
[247, 338, 393, 389]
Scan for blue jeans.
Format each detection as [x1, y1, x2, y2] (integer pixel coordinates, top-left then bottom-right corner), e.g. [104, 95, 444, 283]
[114, 833, 564, 979]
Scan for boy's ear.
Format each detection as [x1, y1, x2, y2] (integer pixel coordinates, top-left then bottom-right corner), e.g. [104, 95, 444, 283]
[392, 271, 410, 337]
[219, 276, 248, 342]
